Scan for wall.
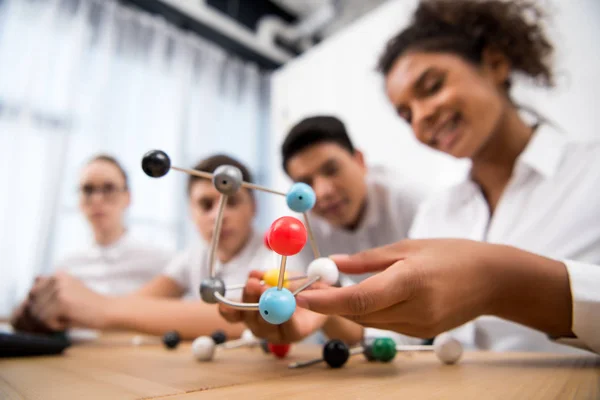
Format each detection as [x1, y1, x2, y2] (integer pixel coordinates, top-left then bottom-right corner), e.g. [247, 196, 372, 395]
[0, 0, 272, 316]
[268, 0, 600, 217]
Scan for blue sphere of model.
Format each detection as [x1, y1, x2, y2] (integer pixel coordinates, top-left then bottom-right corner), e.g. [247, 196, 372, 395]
[258, 287, 296, 324]
[286, 183, 316, 213]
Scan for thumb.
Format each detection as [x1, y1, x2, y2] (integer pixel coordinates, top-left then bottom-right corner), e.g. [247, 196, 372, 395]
[330, 240, 414, 274]
[296, 261, 413, 316]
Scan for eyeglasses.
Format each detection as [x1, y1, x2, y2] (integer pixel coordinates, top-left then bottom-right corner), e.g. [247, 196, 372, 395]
[79, 183, 127, 200]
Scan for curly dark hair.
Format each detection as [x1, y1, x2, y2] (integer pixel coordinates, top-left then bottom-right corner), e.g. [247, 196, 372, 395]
[377, 0, 555, 90]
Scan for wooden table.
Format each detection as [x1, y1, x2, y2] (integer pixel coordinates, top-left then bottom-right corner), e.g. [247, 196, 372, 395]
[1, 333, 599, 399]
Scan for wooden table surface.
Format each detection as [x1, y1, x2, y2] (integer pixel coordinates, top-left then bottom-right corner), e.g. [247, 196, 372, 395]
[1, 332, 599, 399]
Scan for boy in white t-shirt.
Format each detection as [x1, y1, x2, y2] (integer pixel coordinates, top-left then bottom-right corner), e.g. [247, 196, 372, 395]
[12, 155, 290, 340]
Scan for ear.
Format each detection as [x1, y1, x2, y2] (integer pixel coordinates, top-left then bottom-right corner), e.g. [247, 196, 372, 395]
[481, 47, 511, 88]
[353, 149, 367, 170]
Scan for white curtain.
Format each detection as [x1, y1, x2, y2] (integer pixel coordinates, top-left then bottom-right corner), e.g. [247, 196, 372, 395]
[0, 0, 273, 316]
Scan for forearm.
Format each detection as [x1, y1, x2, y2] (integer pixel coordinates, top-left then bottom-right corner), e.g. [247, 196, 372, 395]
[487, 245, 574, 338]
[129, 276, 184, 298]
[105, 297, 246, 340]
[322, 315, 364, 345]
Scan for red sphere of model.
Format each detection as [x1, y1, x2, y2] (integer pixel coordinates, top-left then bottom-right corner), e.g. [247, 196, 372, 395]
[263, 229, 272, 250]
[267, 216, 307, 256]
[268, 343, 291, 358]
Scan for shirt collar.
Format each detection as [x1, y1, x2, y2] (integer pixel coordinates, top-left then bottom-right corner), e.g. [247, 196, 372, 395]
[514, 122, 568, 180]
[89, 230, 131, 261]
[448, 122, 569, 207]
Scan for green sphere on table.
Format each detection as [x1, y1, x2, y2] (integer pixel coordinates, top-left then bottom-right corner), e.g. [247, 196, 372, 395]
[372, 338, 397, 362]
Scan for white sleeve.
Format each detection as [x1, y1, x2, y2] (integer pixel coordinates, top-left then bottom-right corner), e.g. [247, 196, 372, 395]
[563, 260, 600, 355]
[162, 250, 192, 293]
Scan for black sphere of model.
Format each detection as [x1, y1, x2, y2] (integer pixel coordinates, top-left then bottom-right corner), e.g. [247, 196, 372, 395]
[323, 339, 350, 368]
[260, 339, 270, 354]
[210, 330, 227, 345]
[162, 330, 181, 349]
[360, 338, 377, 362]
[142, 150, 171, 178]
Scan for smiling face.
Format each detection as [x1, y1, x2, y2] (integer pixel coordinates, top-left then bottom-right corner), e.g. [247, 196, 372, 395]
[384, 50, 510, 159]
[285, 142, 368, 229]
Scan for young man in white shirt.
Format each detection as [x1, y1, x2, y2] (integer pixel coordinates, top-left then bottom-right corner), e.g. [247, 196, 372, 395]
[12, 155, 287, 339]
[292, 0, 600, 354]
[283, 116, 429, 285]
[219, 116, 430, 345]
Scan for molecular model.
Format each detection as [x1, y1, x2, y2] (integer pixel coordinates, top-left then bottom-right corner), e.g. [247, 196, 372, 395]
[288, 334, 463, 369]
[130, 330, 185, 348]
[191, 328, 291, 362]
[141, 149, 339, 328]
[141, 150, 464, 370]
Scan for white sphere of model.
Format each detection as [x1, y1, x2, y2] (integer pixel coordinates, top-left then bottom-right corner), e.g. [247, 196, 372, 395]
[307, 257, 339, 285]
[192, 336, 216, 361]
[241, 329, 255, 344]
[433, 333, 463, 364]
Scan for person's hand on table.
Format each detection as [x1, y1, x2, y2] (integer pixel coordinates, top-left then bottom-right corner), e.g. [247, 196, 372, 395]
[295, 239, 574, 339]
[11, 276, 59, 333]
[218, 270, 329, 344]
[26, 271, 112, 331]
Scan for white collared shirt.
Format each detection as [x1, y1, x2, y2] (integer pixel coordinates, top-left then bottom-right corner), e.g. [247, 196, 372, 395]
[163, 230, 302, 300]
[409, 123, 600, 353]
[564, 260, 600, 354]
[56, 232, 173, 296]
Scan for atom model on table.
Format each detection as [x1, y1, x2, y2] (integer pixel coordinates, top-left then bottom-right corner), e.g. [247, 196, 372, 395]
[141, 149, 464, 369]
[141, 149, 338, 326]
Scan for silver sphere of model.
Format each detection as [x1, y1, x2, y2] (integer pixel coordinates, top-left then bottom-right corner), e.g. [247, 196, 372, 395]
[199, 278, 226, 304]
[212, 165, 243, 196]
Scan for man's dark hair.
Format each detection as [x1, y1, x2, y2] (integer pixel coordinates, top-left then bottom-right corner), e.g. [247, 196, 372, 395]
[187, 154, 254, 196]
[281, 115, 355, 173]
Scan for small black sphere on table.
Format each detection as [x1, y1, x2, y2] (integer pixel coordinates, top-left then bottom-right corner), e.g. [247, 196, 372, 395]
[323, 339, 350, 368]
[361, 338, 377, 362]
[163, 330, 181, 349]
[211, 330, 227, 345]
[260, 339, 270, 354]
